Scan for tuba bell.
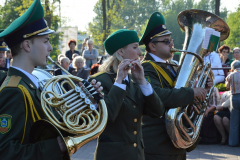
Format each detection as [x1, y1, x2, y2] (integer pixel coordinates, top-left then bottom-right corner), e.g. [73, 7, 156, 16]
[30, 56, 108, 160]
[166, 9, 230, 149]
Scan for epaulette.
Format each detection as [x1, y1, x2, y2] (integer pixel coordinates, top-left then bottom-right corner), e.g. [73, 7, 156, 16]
[4, 76, 22, 88]
[141, 60, 151, 64]
[89, 71, 105, 78]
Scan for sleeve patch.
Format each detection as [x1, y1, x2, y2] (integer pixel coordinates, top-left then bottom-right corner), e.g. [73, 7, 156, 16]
[0, 114, 12, 134]
[145, 76, 151, 83]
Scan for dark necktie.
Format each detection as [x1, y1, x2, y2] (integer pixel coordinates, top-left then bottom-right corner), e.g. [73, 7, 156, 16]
[123, 79, 129, 87]
[166, 62, 176, 77]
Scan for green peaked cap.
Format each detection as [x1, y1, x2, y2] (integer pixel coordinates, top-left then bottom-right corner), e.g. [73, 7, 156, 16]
[0, 0, 54, 48]
[104, 29, 139, 55]
[139, 12, 171, 45]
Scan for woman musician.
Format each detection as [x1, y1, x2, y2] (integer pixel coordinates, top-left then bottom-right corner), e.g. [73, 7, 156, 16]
[89, 29, 165, 160]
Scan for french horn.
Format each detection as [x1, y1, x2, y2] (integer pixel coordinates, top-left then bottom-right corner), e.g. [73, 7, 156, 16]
[30, 56, 108, 160]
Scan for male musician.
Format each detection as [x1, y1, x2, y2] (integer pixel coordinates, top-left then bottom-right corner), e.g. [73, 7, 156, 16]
[0, 34, 9, 85]
[140, 12, 212, 160]
[0, 0, 102, 159]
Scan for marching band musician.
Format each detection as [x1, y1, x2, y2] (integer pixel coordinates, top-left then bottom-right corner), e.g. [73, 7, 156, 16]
[139, 12, 213, 160]
[89, 29, 165, 160]
[0, 36, 8, 84]
[0, 0, 102, 159]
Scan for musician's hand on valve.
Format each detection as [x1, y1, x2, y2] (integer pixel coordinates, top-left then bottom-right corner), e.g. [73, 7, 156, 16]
[193, 88, 207, 102]
[79, 79, 104, 103]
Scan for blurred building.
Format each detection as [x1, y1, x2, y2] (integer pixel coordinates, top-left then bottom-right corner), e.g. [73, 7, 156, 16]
[57, 27, 78, 55]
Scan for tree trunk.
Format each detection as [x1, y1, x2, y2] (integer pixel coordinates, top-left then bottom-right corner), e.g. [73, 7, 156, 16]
[106, 0, 111, 35]
[45, 0, 52, 27]
[102, 0, 107, 42]
[215, 0, 220, 16]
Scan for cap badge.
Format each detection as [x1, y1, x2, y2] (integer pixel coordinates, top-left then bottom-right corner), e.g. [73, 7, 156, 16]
[162, 25, 166, 29]
[2, 42, 6, 47]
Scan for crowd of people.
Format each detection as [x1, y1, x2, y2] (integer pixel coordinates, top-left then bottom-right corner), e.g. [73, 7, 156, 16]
[0, 0, 239, 160]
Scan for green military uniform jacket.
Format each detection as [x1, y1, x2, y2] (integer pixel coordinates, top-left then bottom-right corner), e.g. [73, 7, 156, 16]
[0, 70, 7, 85]
[142, 53, 194, 156]
[89, 72, 164, 160]
[0, 67, 63, 160]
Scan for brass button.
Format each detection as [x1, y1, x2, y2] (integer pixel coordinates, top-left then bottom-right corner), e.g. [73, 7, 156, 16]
[133, 131, 137, 135]
[133, 105, 136, 109]
[134, 118, 137, 122]
[133, 143, 137, 147]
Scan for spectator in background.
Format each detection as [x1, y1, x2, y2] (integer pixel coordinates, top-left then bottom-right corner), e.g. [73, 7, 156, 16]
[72, 56, 89, 80]
[5, 50, 12, 68]
[52, 54, 65, 69]
[139, 53, 144, 62]
[214, 91, 231, 145]
[229, 47, 240, 66]
[218, 45, 231, 66]
[225, 60, 240, 147]
[0, 57, 7, 71]
[83, 39, 99, 68]
[69, 53, 79, 68]
[90, 63, 100, 75]
[203, 52, 225, 84]
[81, 37, 89, 53]
[54, 57, 74, 76]
[200, 87, 220, 144]
[58, 54, 65, 64]
[65, 39, 80, 62]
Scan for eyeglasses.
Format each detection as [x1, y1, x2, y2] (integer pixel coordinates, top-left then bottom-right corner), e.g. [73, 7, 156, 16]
[152, 39, 173, 45]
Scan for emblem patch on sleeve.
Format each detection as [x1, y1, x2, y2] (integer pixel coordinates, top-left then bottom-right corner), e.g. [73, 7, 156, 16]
[145, 76, 151, 83]
[0, 114, 12, 134]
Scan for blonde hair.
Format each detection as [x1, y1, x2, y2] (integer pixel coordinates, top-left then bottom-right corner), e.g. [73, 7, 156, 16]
[60, 57, 70, 64]
[99, 51, 123, 73]
[72, 56, 85, 68]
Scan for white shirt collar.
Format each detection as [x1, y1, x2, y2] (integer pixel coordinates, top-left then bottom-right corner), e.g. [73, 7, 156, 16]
[149, 53, 166, 63]
[11, 66, 39, 88]
[124, 74, 129, 82]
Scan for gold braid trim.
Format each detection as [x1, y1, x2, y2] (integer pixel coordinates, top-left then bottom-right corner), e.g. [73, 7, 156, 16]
[23, 27, 49, 38]
[150, 30, 169, 39]
[142, 60, 176, 88]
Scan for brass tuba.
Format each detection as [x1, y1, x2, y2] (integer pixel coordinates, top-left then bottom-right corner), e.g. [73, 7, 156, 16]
[166, 9, 230, 149]
[30, 56, 108, 160]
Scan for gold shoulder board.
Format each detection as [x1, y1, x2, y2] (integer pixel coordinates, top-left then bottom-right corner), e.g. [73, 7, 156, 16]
[6, 76, 22, 88]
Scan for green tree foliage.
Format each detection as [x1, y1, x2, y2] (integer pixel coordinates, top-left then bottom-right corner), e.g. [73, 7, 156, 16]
[225, 6, 240, 48]
[88, 0, 123, 54]
[89, 0, 229, 53]
[0, 0, 62, 60]
[0, 0, 22, 28]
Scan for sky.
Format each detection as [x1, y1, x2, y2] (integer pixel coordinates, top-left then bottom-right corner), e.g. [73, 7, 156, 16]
[0, 0, 239, 31]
